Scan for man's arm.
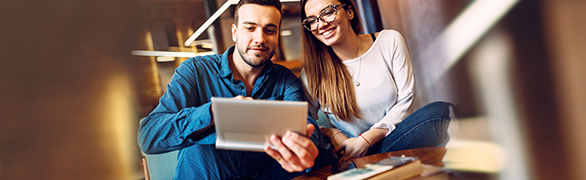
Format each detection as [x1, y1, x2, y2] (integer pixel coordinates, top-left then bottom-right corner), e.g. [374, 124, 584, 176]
[138, 60, 216, 154]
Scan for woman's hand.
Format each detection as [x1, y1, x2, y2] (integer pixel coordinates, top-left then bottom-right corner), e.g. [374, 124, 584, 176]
[338, 137, 370, 162]
[320, 127, 348, 153]
[337, 128, 388, 162]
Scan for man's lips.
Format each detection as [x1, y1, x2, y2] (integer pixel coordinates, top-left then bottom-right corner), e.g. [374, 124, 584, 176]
[248, 47, 267, 52]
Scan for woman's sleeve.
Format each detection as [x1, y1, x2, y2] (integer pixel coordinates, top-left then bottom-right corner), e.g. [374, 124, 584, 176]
[371, 30, 415, 137]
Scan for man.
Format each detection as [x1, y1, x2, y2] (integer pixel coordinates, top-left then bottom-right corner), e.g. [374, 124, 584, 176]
[138, 0, 334, 179]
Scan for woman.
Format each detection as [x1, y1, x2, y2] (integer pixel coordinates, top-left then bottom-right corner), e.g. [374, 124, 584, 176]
[299, 0, 452, 162]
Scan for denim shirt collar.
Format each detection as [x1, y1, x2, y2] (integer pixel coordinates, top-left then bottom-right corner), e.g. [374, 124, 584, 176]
[219, 46, 274, 79]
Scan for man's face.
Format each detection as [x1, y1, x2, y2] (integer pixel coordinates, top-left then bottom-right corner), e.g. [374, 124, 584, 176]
[232, 4, 281, 67]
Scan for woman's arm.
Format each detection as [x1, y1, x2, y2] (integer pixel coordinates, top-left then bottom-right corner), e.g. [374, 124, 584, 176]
[371, 30, 415, 138]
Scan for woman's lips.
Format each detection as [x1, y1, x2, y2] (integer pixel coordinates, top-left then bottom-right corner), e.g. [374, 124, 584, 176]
[320, 27, 336, 39]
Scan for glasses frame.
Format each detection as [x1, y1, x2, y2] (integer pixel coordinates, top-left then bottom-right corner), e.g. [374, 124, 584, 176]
[302, 4, 347, 31]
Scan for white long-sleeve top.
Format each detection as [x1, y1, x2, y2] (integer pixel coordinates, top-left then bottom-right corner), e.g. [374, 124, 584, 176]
[300, 30, 414, 138]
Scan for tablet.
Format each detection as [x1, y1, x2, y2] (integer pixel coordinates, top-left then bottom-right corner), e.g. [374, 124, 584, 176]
[211, 97, 308, 152]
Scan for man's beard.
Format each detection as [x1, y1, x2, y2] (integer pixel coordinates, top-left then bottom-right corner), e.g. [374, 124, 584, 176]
[237, 44, 275, 68]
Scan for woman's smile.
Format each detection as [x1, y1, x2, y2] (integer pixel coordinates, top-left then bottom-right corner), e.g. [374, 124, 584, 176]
[320, 27, 337, 39]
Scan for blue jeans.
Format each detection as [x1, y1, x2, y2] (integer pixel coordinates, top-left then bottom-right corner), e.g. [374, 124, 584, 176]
[173, 139, 337, 180]
[174, 145, 336, 180]
[367, 101, 452, 154]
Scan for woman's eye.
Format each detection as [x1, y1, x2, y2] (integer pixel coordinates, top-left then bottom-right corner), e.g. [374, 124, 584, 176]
[323, 10, 334, 16]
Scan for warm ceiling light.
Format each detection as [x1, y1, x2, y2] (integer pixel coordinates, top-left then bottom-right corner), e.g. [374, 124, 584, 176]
[183, 0, 300, 46]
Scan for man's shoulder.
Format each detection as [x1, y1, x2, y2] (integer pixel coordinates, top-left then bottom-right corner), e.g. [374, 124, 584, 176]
[270, 63, 291, 72]
[266, 63, 303, 89]
[270, 63, 297, 78]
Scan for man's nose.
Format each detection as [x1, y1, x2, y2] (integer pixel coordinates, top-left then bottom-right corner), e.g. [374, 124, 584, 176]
[252, 30, 266, 44]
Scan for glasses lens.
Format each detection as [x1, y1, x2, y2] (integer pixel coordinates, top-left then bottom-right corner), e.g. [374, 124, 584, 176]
[321, 6, 337, 23]
[303, 17, 319, 30]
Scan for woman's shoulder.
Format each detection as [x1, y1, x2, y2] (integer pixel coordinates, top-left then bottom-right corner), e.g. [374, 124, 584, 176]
[375, 29, 404, 39]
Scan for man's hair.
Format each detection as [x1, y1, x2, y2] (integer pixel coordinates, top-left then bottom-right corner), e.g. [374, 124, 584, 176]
[233, 0, 282, 25]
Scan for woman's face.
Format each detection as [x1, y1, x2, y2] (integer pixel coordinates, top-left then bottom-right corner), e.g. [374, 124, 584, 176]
[304, 0, 354, 46]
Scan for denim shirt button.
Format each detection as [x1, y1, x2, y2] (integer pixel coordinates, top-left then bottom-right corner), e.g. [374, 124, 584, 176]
[179, 136, 184, 140]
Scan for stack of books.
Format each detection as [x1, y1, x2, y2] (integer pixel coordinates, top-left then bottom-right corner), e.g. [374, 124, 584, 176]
[328, 156, 423, 180]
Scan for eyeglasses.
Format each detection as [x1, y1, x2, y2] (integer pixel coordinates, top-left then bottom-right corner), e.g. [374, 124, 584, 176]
[302, 4, 347, 31]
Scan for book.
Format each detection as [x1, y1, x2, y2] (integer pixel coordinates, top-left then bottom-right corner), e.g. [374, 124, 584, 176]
[328, 156, 423, 180]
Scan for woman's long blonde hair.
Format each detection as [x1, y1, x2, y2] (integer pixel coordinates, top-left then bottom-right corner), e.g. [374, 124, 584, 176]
[300, 0, 363, 121]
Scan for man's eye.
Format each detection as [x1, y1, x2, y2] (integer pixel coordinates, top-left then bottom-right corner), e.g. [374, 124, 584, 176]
[265, 28, 277, 34]
[246, 27, 255, 30]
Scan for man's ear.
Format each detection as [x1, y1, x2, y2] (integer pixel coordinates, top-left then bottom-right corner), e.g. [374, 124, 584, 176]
[231, 23, 237, 42]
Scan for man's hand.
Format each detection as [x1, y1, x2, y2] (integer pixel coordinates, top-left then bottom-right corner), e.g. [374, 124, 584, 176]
[264, 124, 319, 172]
[232, 95, 253, 100]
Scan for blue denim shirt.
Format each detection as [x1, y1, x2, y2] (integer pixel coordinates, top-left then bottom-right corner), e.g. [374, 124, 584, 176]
[138, 46, 327, 179]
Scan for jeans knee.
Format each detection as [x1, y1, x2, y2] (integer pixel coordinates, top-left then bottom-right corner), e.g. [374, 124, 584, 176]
[410, 101, 453, 121]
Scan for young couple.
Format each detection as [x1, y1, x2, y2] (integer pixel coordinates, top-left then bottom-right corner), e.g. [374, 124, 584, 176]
[138, 0, 451, 179]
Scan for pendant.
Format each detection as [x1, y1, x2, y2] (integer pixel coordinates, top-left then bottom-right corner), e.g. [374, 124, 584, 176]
[355, 82, 360, 86]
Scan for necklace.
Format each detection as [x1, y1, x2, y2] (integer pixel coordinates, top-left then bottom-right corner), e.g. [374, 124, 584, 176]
[354, 35, 362, 87]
